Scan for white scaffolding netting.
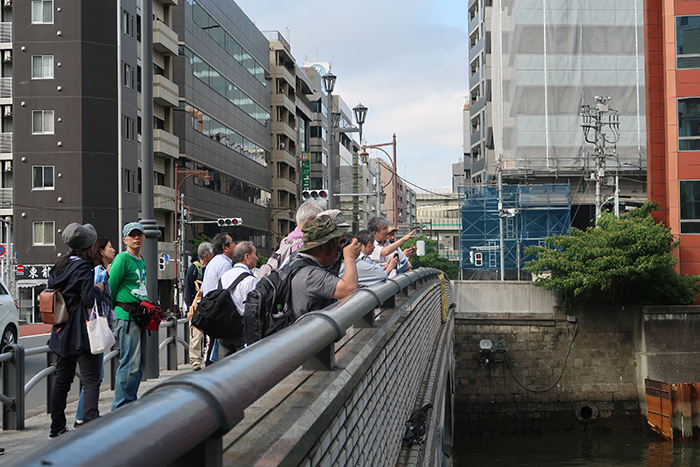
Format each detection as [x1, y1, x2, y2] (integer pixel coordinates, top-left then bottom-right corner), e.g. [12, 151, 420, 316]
[491, 0, 645, 175]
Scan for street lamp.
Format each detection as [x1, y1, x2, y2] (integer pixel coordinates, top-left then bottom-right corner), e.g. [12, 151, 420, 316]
[174, 167, 210, 315]
[323, 72, 337, 209]
[352, 103, 368, 232]
[363, 134, 398, 226]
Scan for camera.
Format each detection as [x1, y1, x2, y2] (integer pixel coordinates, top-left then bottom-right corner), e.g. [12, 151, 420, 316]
[340, 238, 352, 249]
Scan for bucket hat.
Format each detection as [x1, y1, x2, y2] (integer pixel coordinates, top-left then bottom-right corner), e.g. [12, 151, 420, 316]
[299, 215, 346, 252]
[62, 223, 97, 250]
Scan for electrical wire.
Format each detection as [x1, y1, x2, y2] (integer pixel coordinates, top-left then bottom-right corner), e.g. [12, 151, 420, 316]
[508, 320, 579, 393]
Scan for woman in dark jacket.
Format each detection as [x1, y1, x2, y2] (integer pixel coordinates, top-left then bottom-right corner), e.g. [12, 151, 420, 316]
[47, 223, 103, 439]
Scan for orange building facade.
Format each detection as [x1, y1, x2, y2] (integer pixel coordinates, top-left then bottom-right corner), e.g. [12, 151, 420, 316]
[646, 0, 700, 277]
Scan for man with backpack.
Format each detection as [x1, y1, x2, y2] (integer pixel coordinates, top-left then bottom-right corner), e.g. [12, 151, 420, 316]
[217, 241, 258, 358]
[184, 242, 213, 371]
[200, 232, 235, 363]
[288, 215, 360, 319]
[256, 200, 324, 278]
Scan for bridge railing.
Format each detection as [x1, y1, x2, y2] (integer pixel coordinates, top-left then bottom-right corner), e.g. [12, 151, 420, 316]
[1, 316, 189, 430]
[11, 268, 445, 467]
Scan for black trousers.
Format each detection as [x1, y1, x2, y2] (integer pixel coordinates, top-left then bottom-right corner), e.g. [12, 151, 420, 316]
[217, 332, 245, 360]
[50, 351, 101, 434]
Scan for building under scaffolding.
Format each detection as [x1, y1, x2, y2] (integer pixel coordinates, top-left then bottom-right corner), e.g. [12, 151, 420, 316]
[459, 184, 571, 279]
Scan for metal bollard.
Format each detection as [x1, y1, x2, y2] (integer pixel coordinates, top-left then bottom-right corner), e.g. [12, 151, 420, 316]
[3, 343, 25, 430]
[46, 349, 57, 415]
[166, 316, 177, 371]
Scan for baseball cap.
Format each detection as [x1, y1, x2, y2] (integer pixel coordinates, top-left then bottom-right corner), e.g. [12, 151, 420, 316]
[123, 222, 145, 238]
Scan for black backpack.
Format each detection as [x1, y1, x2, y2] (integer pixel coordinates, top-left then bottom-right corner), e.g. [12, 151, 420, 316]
[192, 271, 252, 339]
[243, 256, 313, 346]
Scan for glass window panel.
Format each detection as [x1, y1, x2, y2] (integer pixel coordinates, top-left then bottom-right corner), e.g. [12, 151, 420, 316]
[44, 166, 54, 188]
[43, 55, 53, 78]
[43, 1, 53, 22]
[677, 16, 700, 69]
[33, 223, 42, 243]
[44, 111, 54, 133]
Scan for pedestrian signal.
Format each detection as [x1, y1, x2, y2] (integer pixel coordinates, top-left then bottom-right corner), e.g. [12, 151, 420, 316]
[474, 252, 483, 267]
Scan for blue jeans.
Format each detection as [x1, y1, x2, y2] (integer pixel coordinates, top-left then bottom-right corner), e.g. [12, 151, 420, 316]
[111, 319, 147, 410]
[76, 352, 104, 421]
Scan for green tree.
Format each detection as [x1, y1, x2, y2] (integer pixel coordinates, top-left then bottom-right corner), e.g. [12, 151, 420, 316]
[403, 237, 459, 280]
[186, 234, 212, 262]
[524, 201, 700, 312]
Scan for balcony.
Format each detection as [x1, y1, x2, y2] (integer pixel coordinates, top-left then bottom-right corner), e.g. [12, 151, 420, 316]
[0, 132, 11, 154]
[0, 23, 10, 47]
[153, 129, 179, 159]
[154, 74, 179, 108]
[0, 188, 11, 215]
[154, 184, 175, 213]
[153, 20, 178, 56]
[272, 176, 297, 195]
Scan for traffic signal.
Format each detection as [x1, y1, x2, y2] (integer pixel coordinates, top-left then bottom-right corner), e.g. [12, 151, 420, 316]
[301, 189, 329, 203]
[217, 218, 243, 227]
[474, 252, 483, 267]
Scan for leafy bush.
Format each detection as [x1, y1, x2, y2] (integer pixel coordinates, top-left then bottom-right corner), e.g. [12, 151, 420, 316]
[403, 237, 459, 280]
[524, 201, 700, 311]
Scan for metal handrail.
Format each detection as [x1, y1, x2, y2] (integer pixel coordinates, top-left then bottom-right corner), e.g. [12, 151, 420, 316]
[1, 316, 191, 430]
[10, 268, 445, 466]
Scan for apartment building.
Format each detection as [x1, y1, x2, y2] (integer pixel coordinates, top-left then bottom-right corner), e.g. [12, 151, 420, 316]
[467, 0, 647, 228]
[646, 1, 700, 283]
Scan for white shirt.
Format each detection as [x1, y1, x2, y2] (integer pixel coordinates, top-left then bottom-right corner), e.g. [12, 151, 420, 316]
[220, 263, 258, 316]
[201, 254, 233, 296]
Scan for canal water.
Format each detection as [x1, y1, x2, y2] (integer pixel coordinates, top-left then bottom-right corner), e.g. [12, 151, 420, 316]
[456, 432, 700, 466]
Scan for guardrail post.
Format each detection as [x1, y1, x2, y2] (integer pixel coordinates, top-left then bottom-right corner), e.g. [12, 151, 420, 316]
[110, 343, 119, 391]
[184, 319, 190, 365]
[167, 316, 177, 371]
[355, 308, 376, 328]
[172, 435, 222, 466]
[46, 349, 57, 414]
[302, 343, 335, 371]
[3, 343, 25, 430]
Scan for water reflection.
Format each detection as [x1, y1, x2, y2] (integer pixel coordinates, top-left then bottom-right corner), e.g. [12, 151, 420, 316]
[457, 432, 700, 466]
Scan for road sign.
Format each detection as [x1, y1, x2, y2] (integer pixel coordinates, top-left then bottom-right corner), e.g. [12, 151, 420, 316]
[0, 245, 6, 257]
[162, 254, 169, 261]
[16, 264, 24, 273]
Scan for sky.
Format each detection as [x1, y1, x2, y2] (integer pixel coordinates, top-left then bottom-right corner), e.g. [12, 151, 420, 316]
[236, 0, 468, 191]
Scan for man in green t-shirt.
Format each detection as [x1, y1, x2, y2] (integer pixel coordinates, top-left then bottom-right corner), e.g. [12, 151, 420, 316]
[109, 222, 149, 410]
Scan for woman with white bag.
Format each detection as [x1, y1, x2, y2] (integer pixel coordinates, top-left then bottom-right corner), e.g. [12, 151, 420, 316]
[74, 236, 116, 428]
[47, 223, 104, 439]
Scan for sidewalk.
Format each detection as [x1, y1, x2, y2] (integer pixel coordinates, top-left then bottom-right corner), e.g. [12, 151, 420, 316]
[0, 366, 193, 465]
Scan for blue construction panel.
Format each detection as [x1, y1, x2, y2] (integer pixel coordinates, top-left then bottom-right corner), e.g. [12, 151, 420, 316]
[459, 184, 572, 271]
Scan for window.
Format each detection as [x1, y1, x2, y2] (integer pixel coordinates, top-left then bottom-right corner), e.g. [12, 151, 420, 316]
[121, 9, 135, 38]
[677, 16, 700, 69]
[123, 168, 136, 193]
[310, 151, 327, 165]
[122, 62, 134, 89]
[32, 110, 54, 134]
[33, 221, 55, 245]
[680, 181, 700, 233]
[31, 0, 53, 24]
[310, 126, 326, 140]
[123, 115, 135, 141]
[31, 55, 54, 79]
[679, 98, 700, 151]
[32, 165, 54, 190]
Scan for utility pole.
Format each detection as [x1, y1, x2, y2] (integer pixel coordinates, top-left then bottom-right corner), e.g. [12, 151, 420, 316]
[581, 96, 620, 226]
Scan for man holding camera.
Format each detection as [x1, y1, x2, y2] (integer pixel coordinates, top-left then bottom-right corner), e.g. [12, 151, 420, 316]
[287, 215, 360, 319]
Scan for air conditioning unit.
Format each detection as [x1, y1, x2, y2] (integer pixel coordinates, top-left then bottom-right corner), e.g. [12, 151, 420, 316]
[3, 161, 10, 172]
[3, 0, 11, 8]
[2, 50, 11, 63]
[3, 105, 11, 117]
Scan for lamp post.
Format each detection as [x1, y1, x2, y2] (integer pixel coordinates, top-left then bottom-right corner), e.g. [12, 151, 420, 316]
[322, 72, 337, 209]
[352, 103, 368, 232]
[362, 134, 398, 226]
[174, 167, 210, 314]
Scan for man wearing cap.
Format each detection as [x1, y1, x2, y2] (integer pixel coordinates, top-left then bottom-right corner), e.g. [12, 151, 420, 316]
[288, 215, 361, 319]
[110, 222, 149, 410]
[367, 217, 415, 276]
